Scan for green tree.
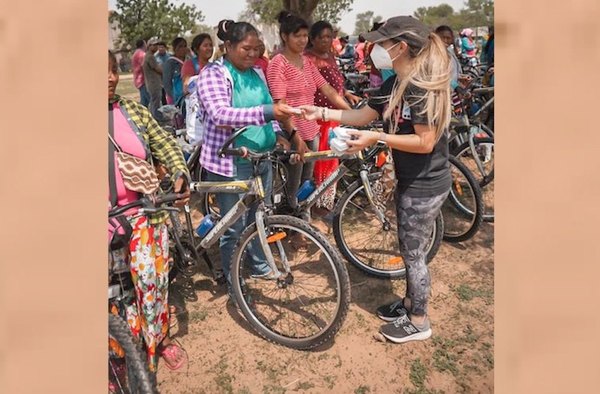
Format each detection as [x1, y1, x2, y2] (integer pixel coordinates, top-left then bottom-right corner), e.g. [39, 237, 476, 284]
[412, 0, 494, 31]
[245, 0, 354, 25]
[353, 11, 382, 36]
[110, 0, 204, 48]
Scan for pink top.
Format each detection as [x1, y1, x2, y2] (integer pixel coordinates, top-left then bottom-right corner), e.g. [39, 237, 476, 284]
[355, 42, 366, 72]
[266, 54, 327, 141]
[108, 103, 147, 242]
[131, 49, 146, 89]
[111, 103, 147, 206]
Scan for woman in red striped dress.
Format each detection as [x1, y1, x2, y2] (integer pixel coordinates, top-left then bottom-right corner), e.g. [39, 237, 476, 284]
[266, 11, 351, 222]
[304, 20, 361, 216]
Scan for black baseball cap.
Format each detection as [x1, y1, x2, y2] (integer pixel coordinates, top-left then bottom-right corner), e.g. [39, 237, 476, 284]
[363, 16, 431, 49]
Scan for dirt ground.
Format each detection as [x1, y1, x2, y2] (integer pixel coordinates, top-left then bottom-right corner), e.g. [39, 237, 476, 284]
[157, 210, 494, 394]
[116, 76, 494, 393]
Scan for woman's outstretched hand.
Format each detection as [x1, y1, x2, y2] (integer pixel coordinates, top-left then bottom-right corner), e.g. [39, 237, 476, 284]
[298, 105, 321, 121]
[273, 102, 297, 122]
[345, 130, 378, 154]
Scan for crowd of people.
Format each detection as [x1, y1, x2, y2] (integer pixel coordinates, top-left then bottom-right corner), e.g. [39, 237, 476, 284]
[109, 11, 494, 380]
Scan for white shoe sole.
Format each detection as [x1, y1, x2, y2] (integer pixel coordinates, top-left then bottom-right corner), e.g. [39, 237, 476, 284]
[381, 328, 432, 343]
[377, 313, 405, 322]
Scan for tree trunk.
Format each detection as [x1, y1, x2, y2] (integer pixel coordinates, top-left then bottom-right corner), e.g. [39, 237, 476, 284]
[284, 0, 320, 25]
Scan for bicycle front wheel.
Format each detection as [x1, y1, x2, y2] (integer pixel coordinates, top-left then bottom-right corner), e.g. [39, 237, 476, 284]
[332, 174, 443, 279]
[230, 215, 351, 350]
[108, 314, 157, 394]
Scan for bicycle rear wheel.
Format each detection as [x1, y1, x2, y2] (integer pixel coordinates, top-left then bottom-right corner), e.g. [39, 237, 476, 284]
[452, 137, 494, 222]
[108, 314, 157, 394]
[332, 174, 443, 279]
[441, 156, 484, 243]
[230, 215, 351, 350]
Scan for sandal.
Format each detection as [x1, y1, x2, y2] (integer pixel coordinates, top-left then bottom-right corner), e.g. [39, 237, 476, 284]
[159, 341, 188, 371]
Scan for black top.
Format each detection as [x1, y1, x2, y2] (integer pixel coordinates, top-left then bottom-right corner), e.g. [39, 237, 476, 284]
[368, 76, 451, 197]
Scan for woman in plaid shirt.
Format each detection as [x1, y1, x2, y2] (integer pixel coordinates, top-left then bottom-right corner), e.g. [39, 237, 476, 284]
[196, 20, 300, 300]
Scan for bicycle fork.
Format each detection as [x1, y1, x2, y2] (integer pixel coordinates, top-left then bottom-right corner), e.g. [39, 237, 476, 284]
[359, 169, 388, 226]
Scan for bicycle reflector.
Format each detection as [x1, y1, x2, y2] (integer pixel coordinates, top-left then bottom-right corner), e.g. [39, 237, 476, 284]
[376, 151, 388, 168]
[454, 179, 463, 196]
[267, 232, 287, 243]
[387, 257, 404, 265]
[109, 338, 125, 358]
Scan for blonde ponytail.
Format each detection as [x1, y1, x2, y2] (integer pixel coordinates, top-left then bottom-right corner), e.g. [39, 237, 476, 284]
[383, 32, 452, 142]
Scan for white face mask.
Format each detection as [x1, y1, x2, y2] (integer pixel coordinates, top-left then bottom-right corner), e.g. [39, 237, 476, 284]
[370, 42, 401, 70]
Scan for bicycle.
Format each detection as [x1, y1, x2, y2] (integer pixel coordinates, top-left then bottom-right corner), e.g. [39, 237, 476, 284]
[108, 193, 183, 394]
[270, 142, 444, 279]
[450, 86, 495, 222]
[187, 127, 351, 349]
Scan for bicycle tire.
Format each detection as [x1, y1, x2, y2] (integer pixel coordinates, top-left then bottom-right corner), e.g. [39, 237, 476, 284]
[332, 174, 444, 279]
[452, 137, 494, 222]
[108, 314, 157, 394]
[230, 215, 351, 350]
[442, 156, 484, 243]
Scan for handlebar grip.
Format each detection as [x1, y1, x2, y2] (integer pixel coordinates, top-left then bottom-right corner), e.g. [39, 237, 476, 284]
[153, 193, 185, 205]
[218, 147, 247, 158]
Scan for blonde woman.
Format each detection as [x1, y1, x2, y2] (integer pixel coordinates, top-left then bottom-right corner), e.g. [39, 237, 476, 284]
[301, 16, 452, 343]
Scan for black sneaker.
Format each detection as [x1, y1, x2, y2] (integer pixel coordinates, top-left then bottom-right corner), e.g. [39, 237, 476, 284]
[380, 315, 432, 344]
[376, 298, 408, 322]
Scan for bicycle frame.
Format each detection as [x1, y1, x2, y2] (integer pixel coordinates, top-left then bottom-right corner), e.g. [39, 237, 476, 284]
[292, 148, 389, 225]
[189, 175, 290, 280]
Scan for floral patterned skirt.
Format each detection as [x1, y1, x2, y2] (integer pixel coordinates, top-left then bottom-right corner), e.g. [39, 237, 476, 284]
[123, 216, 170, 372]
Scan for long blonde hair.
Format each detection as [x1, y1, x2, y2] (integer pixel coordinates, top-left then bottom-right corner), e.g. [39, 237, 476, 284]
[383, 32, 452, 141]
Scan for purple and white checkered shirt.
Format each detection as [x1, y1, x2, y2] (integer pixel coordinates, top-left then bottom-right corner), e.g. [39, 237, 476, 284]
[197, 59, 281, 177]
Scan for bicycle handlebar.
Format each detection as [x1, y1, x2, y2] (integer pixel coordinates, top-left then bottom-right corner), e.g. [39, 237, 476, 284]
[109, 193, 184, 218]
[217, 126, 250, 158]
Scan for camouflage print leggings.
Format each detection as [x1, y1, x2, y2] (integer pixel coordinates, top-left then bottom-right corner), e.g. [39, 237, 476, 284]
[396, 190, 449, 317]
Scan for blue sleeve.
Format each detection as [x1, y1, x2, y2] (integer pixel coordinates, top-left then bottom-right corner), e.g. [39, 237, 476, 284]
[163, 60, 174, 98]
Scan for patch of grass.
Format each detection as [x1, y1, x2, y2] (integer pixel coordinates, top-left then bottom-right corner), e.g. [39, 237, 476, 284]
[256, 360, 279, 381]
[433, 349, 459, 376]
[263, 384, 286, 394]
[213, 356, 234, 394]
[256, 360, 268, 373]
[409, 359, 428, 388]
[189, 309, 208, 321]
[461, 325, 480, 344]
[296, 381, 315, 391]
[317, 353, 330, 361]
[237, 387, 252, 394]
[354, 311, 368, 329]
[115, 77, 139, 99]
[454, 284, 493, 303]
[323, 375, 336, 390]
[215, 373, 234, 394]
[432, 338, 460, 378]
[333, 354, 343, 368]
[354, 385, 371, 394]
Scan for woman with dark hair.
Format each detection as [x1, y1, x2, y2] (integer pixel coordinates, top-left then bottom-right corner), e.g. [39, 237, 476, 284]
[300, 16, 453, 343]
[182, 33, 213, 92]
[182, 33, 214, 144]
[305, 20, 361, 217]
[163, 37, 188, 105]
[196, 19, 298, 299]
[267, 11, 351, 222]
[108, 50, 190, 372]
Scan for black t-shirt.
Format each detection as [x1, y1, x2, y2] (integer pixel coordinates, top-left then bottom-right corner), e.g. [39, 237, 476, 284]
[368, 76, 451, 197]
